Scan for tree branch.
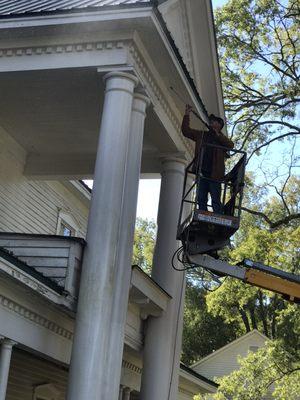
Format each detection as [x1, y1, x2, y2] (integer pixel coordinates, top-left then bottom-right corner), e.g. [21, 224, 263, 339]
[247, 132, 300, 162]
[241, 207, 300, 229]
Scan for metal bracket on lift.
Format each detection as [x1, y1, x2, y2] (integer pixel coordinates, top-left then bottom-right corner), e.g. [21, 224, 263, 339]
[187, 254, 300, 303]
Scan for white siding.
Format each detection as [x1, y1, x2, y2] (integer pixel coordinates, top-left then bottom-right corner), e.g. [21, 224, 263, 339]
[6, 349, 68, 400]
[193, 332, 274, 399]
[193, 332, 267, 380]
[6, 350, 199, 400]
[0, 180, 88, 238]
[0, 126, 88, 238]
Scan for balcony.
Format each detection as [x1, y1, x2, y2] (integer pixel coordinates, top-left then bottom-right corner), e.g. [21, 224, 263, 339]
[0, 232, 170, 319]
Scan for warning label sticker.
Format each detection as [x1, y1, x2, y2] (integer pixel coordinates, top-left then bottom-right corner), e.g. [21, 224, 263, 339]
[196, 213, 233, 226]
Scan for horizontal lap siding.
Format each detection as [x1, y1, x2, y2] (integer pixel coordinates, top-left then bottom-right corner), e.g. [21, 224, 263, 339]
[0, 183, 57, 234]
[6, 349, 68, 400]
[0, 180, 88, 238]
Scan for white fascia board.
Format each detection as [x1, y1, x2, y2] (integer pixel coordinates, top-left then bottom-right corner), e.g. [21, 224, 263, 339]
[0, 256, 75, 312]
[0, 7, 153, 29]
[179, 369, 217, 393]
[192, 329, 269, 368]
[63, 181, 91, 207]
[150, 11, 209, 126]
[204, 0, 226, 125]
[131, 266, 171, 313]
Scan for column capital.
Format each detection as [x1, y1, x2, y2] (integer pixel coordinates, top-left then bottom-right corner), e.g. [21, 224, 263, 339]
[0, 338, 17, 348]
[159, 152, 187, 165]
[133, 92, 151, 106]
[123, 387, 132, 399]
[132, 91, 151, 116]
[158, 153, 187, 176]
[102, 71, 139, 87]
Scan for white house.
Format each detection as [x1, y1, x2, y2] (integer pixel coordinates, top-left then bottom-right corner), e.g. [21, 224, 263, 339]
[0, 178, 218, 400]
[192, 329, 269, 380]
[0, 1, 225, 399]
[192, 330, 271, 399]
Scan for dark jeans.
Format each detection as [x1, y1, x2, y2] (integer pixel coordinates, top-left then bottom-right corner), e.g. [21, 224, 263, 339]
[197, 177, 223, 214]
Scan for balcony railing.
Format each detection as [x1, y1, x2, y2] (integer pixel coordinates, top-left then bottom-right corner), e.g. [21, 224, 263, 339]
[0, 232, 85, 299]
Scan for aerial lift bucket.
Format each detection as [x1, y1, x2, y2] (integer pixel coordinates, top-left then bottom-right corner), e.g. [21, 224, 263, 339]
[177, 144, 246, 254]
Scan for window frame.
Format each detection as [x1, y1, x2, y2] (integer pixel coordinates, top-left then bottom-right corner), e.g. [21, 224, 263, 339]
[33, 383, 60, 400]
[56, 210, 80, 237]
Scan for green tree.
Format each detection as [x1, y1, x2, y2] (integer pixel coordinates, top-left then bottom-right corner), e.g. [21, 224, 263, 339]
[192, 2, 300, 396]
[132, 218, 156, 274]
[215, 0, 299, 228]
[206, 177, 299, 338]
[183, 177, 299, 366]
[182, 282, 240, 365]
[216, 0, 299, 150]
[197, 177, 299, 397]
[195, 334, 300, 400]
[195, 304, 300, 399]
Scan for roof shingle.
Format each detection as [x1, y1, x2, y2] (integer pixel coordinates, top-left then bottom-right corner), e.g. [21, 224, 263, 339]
[0, 0, 151, 16]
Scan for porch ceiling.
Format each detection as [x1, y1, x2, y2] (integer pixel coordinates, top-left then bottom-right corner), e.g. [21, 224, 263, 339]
[0, 68, 176, 177]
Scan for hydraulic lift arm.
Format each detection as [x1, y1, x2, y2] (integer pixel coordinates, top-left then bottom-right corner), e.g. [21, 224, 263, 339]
[187, 254, 300, 303]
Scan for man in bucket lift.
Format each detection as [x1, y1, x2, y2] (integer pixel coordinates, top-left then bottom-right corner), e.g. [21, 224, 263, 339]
[182, 105, 234, 214]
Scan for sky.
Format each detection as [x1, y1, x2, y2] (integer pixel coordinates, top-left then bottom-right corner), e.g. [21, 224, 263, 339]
[85, 178, 161, 221]
[212, 0, 228, 7]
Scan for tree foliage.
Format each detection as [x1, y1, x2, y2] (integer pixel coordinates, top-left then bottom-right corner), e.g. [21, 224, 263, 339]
[195, 335, 300, 400]
[132, 218, 156, 274]
[192, 3, 300, 395]
[206, 177, 299, 340]
[215, 0, 299, 228]
[216, 0, 299, 149]
[182, 282, 240, 365]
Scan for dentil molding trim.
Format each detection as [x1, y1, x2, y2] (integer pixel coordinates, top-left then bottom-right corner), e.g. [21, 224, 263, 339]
[0, 40, 127, 58]
[122, 360, 142, 375]
[129, 42, 194, 157]
[0, 293, 73, 340]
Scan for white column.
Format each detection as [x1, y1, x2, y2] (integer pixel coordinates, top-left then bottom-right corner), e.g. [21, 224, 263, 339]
[67, 72, 149, 400]
[123, 387, 132, 400]
[140, 158, 186, 400]
[119, 385, 124, 400]
[0, 339, 16, 400]
[101, 91, 150, 400]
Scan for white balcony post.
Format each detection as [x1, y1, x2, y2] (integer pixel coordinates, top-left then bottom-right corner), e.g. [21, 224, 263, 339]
[119, 385, 125, 400]
[140, 157, 186, 400]
[67, 71, 148, 400]
[123, 387, 132, 400]
[0, 338, 16, 400]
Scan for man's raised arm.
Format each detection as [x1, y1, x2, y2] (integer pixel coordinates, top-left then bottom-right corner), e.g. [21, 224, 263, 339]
[181, 105, 204, 142]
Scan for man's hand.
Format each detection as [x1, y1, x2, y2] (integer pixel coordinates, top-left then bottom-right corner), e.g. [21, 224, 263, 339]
[185, 104, 193, 115]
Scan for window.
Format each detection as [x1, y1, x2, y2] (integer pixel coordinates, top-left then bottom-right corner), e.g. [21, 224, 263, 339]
[33, 384, 60, 400]
[249, 345, 259, 353]
[56, 210, 80, 237]
[59, 221, 75, 237]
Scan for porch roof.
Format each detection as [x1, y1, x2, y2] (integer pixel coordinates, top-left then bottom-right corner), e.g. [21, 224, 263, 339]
[0, 246, 63, 294]
[0, 0, 151, 16]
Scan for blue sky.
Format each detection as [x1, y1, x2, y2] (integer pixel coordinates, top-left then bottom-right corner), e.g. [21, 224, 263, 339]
[212, 0, 228, 7]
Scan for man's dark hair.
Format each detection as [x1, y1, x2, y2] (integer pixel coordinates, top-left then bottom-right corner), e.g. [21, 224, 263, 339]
[209, 114, 224, 129]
